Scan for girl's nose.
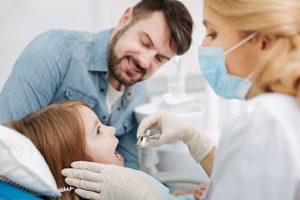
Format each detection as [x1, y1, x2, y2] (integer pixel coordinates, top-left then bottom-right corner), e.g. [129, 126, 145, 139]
[109, 126, 116, 136]
[103, 125, 116, 137]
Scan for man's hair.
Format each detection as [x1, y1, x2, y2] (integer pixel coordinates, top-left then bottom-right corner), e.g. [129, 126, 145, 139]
[133, 0, 193, 55]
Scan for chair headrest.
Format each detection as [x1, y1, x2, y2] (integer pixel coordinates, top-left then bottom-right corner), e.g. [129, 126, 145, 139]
[0, 125, 60, 197]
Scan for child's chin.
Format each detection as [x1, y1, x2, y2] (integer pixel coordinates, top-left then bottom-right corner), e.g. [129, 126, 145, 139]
[112, 160, 124, 167]
[118, 162, 124, 167]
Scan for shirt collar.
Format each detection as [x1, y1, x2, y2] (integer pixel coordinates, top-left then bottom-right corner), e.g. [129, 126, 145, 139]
[88, 29, 112, 72]
[88, 29, 137, 98]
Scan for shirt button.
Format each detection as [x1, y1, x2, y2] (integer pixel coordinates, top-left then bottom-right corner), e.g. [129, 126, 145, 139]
[100, 88, 105, 92]
[102, 116, 106, 120]
[124, 126, 128, 131]
[117, 107, 122, 111]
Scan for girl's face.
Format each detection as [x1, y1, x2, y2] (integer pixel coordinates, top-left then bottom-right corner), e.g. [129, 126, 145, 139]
[201, 1, 262, 78]
[77, 106, 124, 166]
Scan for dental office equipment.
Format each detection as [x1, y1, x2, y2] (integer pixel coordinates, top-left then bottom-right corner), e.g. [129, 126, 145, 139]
[134, 130, 161, 149]
[162, 56, 193, 105]
[57, 186, 75, 193]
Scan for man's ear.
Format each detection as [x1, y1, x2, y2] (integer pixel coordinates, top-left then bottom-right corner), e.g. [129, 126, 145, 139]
[115, 7, 134, 31]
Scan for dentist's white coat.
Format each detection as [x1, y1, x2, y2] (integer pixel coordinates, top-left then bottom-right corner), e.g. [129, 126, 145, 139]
[203, 93, 300, 200]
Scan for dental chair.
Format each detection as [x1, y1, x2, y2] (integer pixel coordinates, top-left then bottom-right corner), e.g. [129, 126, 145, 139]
[0, 125, 61, 199]
[153, 171, 207, 186]
[0, 181, 44, 200]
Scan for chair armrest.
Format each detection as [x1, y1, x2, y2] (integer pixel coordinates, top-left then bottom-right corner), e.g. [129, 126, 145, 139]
[151, 171, 209, 185]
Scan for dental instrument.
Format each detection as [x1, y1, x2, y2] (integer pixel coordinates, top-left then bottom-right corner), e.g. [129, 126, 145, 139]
[134, 130, 160, 149]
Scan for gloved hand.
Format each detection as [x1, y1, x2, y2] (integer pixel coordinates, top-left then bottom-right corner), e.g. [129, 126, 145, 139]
[137, 109, 214, 162]
[61, 161, 164, 200]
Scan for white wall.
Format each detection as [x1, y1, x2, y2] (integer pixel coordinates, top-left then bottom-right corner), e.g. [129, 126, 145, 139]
[0, 0, 102, 90]
[0, 0, 205, 92]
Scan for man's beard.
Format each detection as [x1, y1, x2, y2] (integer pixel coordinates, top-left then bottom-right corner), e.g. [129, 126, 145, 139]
[108, 22, 146, 87]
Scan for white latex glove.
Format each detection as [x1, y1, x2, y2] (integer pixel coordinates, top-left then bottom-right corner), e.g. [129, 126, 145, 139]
[137, 109, 214, 162]
[61, 161, 164, 200]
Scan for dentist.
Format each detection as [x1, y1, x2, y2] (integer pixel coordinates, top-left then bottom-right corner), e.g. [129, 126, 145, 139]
[62, 0, 300, 199]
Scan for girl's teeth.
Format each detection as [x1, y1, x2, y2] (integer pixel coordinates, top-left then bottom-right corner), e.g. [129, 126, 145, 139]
[114, 151, 123, 161]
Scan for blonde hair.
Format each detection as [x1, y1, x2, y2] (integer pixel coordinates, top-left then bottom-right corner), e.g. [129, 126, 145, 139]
[205, 0, 300, 105]
[7, 100, 92, 200]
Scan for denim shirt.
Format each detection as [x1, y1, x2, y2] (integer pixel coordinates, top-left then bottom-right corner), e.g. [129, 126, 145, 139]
[0, 29, 147, 169]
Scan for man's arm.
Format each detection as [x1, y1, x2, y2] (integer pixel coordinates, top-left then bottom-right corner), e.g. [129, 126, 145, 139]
[0, 30, 69, 123]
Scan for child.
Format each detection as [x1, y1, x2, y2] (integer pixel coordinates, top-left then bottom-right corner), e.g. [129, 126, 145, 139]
[8, 100, 204, 200]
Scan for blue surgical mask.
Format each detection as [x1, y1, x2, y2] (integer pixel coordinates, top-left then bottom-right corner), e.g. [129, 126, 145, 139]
[198, 32, 257, 100]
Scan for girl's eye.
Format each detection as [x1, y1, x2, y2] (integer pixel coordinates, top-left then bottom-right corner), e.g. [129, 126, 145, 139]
[96, 126, 101, 135]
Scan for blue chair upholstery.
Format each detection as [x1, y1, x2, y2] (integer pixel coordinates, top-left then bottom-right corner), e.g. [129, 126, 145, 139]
[0, 181, 43, 200]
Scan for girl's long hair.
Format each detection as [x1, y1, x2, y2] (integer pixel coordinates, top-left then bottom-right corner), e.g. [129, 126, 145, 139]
[8, 100, 92, 200]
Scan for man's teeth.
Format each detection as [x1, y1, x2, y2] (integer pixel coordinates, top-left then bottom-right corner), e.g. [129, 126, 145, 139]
[129, 59, 134, 69]
[129, 58, 139, 72]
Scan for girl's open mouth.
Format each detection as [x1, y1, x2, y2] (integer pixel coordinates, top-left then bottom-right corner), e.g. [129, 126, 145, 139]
[114, 151, 124, 162]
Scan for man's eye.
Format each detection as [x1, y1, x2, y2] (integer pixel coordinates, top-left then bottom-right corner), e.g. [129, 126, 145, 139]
[156, 56, 162, 63]
[142, 41, 151, 48]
